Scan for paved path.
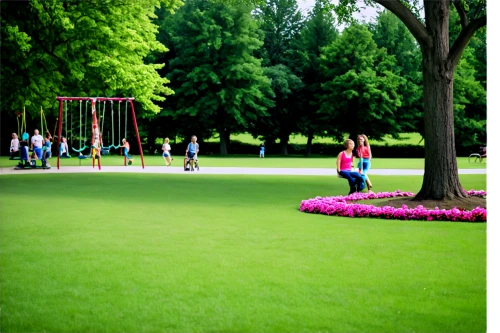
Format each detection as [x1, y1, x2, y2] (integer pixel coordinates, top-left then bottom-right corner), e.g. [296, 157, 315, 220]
[0, 166, 487, 176]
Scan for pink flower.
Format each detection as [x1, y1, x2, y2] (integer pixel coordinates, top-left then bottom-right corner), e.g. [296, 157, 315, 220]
[300, 190, 487, 222]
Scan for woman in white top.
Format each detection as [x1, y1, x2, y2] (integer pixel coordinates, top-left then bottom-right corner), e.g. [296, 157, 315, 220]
[162, 137, 173, 166]
[10, 133, 19, 159]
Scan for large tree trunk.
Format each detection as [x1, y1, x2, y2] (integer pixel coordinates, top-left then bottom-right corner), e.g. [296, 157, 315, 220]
[415, 1, 468, 200]
[280, 133, 289, 155]
[219, 128, 228, 155]
[305, 130, 314, 156]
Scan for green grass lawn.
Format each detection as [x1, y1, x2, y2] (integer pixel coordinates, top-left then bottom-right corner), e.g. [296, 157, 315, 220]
[0, 174, 486, 332]
[205, 132, 425, 146]
[0, 155, 487, 169]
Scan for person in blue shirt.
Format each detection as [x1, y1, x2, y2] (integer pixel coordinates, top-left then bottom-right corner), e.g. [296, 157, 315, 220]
[259, 143, 265, 158]
[42, 131, 52, 161]
[184, 135, 199, 170]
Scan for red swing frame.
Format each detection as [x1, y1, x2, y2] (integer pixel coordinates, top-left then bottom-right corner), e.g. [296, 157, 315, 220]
[55, 97, 145, 170]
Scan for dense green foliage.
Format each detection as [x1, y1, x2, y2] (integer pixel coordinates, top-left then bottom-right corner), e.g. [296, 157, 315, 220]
[1, 0, 181, 114]
[318, 23, 405, 141]
[1, 0, 486, 157]
[159, 0, 274, 154]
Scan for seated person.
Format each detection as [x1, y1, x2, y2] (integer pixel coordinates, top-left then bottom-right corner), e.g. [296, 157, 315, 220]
[184, 135, 199, 170]
[43, 131, 52, 160]
[10, 133, 20, 159]
[19, 140, 30, 166]
[31, 129, 44, 160]
[60, 137, 71, 158]
[336, 139, 365, 195]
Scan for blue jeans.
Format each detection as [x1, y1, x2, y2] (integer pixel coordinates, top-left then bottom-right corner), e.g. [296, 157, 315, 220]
[34, 147, 43, 159]
[357, 159, 371, 175]
[338, 170, 366, 190]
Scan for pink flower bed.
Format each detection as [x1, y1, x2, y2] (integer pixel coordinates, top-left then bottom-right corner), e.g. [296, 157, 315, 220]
[300, 190, 487, 222]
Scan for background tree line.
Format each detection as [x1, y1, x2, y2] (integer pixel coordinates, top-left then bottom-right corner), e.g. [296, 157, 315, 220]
[1, 0, 486, 157]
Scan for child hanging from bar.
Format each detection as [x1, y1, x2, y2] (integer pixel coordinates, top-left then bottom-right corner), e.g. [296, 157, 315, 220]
[91, 124, 101, 159]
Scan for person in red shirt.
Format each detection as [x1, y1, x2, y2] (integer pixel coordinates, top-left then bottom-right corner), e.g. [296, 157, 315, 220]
[356, 134, 373, 191]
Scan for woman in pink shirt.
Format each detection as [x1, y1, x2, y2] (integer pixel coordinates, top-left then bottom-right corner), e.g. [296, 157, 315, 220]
[337, 139, 366, 195]
[356, 134, 373, 190]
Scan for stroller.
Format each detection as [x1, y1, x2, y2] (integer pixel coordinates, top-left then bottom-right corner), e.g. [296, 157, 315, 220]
[184, 156, 200, 171]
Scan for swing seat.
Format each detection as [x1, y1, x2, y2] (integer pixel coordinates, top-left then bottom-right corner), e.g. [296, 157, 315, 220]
[72, 145, 88, 153]
[17, 160, 30, 168]
[101, 149, 110, 155]
[9, 151, 20, 160]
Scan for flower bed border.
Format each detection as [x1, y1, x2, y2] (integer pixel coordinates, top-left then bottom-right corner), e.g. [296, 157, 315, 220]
[300, 190, 487, 222]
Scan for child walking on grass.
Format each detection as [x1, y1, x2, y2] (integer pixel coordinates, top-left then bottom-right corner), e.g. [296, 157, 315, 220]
[162, 137, 173, 166]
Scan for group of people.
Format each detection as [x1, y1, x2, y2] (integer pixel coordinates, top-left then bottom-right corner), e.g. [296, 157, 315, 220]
[336, 134, 373, 195]
[11, 129, 371, 189]
[10, 129, 53, 165]
[162, 135, 200, 170]
[10, 127, 135, 165]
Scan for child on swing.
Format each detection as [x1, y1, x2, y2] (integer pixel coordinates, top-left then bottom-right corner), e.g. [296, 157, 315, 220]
[60, 137, 71, 158]
[42, 131, 52, 167]
[10, 133, 20, 160]
[19, 140, 30, 166]
[43, 131, 52, 159]
[162, 137, 173, 166]
[121, 138, 134, 165]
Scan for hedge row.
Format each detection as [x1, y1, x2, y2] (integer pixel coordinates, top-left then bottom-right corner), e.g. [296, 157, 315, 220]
[151, 141, 479, 158]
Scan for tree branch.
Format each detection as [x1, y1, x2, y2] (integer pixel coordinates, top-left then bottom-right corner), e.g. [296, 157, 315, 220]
[448, 15, 486, 69]
[374, 0, 430, 47]
[453, 0, 468, 29]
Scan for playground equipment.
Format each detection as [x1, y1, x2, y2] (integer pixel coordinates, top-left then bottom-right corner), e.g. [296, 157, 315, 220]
[55, 97, 145, 170]
[14, 141, 51, 170]
[100, 100, 125, 154]
[70, 100, 90, 154]
[12, 106, 53, 169]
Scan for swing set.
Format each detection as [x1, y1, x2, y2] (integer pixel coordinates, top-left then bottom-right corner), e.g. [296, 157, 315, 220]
[62, 98, 126, 155]
[55, 97, 145, 170]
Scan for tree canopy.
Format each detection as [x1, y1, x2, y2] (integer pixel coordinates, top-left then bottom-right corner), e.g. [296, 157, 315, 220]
[161, 0, 274, 154]
[1, 0, 182, 116]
